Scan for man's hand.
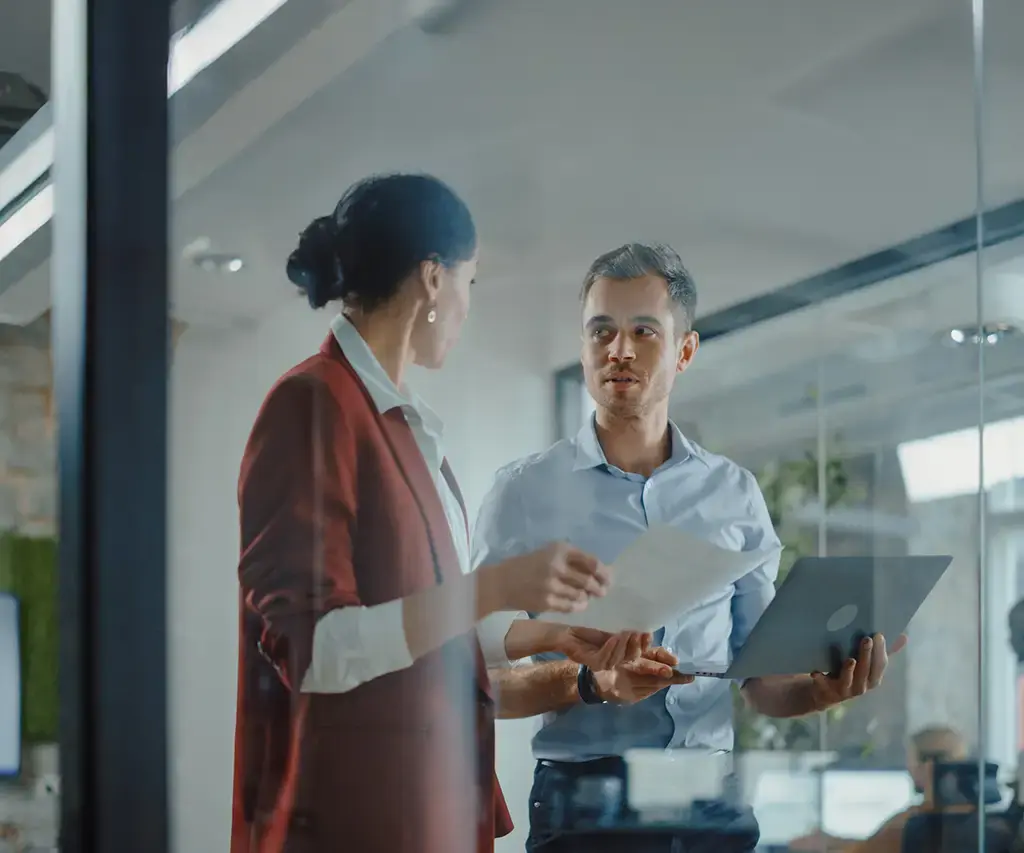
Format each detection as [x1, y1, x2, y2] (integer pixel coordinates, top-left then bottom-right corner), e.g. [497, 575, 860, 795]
[593, 647, 695, 704]
[810, 633, 908, 711]
[555, 627, 649, 671]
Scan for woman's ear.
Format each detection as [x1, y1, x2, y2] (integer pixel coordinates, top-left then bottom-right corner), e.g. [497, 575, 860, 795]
[417, 258, 444, 304]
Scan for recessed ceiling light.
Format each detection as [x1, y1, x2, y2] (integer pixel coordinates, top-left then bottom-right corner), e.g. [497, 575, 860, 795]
[944, 322, 1020, 347]
[191, 252, 245, 274]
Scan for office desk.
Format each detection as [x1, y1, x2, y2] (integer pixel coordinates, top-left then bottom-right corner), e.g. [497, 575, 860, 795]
[534, 803, 760, 852]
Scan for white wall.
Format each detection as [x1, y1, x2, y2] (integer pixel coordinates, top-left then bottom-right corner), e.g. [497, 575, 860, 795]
[168, 291, 550, 853]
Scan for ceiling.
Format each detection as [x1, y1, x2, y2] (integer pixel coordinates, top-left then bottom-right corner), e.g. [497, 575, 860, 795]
[3, 0, 1024, 373]
[0, 0, 51, 99]
[167, 0, 1024, 329]
[0, 0, 224, 119]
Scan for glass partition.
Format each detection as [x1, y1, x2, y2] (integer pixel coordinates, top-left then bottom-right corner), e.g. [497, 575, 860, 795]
[2, 0, 1018, 850]
[164, 2, 1005, 852]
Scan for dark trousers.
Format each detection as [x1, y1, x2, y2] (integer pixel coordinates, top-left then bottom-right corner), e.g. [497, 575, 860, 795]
[526, 757, 759, 853]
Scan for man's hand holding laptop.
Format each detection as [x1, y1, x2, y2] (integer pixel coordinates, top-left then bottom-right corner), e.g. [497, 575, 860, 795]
[742, 631, 909, 718]
[807, 632, 908, 710]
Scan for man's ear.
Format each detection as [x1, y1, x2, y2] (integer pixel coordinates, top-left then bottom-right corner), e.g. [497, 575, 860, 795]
[676, 331, 699, 373]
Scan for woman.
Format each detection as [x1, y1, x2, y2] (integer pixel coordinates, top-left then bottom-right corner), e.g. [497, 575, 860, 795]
[231, 173, 640, 853]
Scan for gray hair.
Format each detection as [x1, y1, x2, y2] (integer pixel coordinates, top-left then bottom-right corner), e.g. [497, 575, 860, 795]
[580, 242, 697, 330]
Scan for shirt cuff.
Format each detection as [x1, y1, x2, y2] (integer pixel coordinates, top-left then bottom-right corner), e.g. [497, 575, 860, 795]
[357, 598, 415, 677]
[301, 600, 414, 693]
[477, 610, 529, 668]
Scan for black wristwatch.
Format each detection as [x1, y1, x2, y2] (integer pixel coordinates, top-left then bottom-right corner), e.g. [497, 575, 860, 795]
[577, 665, 607, 705]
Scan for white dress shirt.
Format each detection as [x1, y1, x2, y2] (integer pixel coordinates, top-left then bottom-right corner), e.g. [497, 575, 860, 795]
[300, 314, 524, 694]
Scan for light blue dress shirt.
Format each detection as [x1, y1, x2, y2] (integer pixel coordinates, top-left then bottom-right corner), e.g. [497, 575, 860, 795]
[471, 416, 781, 759]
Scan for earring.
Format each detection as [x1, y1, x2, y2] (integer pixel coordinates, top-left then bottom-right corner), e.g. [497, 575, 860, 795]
[427, 307, 437, 324]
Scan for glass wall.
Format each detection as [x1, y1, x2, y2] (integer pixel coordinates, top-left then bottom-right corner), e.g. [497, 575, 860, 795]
[1, 0, 1022, 851]
[541, 2, 1021, 852]
[0, 0, 60, 850]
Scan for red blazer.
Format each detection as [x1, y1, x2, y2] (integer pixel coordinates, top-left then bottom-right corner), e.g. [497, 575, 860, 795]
[231, 335, 513, 853]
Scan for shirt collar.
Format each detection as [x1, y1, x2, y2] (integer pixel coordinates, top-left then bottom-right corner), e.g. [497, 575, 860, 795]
[572, 413, 706, 472]
[330, 313, 444, 438]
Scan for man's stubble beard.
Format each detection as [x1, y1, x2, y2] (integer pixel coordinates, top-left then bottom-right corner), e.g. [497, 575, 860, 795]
[597, 380, 672, 422]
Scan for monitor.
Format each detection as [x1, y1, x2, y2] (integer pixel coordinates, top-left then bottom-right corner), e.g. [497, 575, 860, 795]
[750, 770, 821, 846]
[0, 593, 21, 776]
[821, 769, 916, 840]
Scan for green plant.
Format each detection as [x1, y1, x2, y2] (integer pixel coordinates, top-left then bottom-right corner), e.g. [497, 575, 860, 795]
[0, 532, 59, 743]
[732, 449, 858, 751]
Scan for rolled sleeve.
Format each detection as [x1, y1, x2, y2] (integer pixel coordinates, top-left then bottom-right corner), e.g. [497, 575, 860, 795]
[730, 556, 779, 658]
[477, 610, 530, 668]
[300, 600, 415, 693]
[730, 471, 783, 659]
[238, 374, 361, 693]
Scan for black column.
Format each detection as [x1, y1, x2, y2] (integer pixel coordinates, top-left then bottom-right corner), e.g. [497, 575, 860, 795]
[51, 0, 171, 850]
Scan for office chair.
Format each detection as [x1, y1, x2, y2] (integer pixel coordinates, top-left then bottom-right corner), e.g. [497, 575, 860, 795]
[901, 810, 1016, 853]
[901, 762, 1012, 853]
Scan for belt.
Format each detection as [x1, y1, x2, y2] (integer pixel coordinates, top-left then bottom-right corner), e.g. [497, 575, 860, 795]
[538, 756, 627, 778]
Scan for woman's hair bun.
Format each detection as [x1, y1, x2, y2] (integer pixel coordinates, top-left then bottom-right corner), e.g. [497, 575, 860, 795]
[286, 215, 345, 309]
[287, 173, 476, 313]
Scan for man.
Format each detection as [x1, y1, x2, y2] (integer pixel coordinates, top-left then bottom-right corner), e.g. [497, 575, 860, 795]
[471, 243, 903, 852]
[789, 726, 968, 853]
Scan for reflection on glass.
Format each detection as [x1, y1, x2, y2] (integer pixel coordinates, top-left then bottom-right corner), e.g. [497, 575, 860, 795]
[750, 770, 820, 846]
[898, 417, 1024, 503]
[0, 594, 21, 778]
[159, 1, 1015, 852]
[820, 769, 916, 840]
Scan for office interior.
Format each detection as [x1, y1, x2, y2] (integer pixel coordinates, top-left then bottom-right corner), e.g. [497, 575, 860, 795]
[1, 0, 1024, 850]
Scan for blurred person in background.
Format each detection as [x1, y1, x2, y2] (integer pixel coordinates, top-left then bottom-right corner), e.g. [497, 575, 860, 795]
[789, 725, 968, 853]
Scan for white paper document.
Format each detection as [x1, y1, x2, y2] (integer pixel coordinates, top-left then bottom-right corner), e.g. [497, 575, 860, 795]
[538, 524, 780, 633]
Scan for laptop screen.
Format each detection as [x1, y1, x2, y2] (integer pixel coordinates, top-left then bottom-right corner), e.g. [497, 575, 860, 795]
[821, 770, 916, 839]
[750, 770, 820, 845]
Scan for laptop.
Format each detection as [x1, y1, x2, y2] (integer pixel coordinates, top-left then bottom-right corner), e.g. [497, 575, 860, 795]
[674, 554, 952, 680]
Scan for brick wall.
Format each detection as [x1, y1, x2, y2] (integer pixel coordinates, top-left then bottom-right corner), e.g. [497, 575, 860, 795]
[0, 320, 55, 536]
[0, 314, 185, 536]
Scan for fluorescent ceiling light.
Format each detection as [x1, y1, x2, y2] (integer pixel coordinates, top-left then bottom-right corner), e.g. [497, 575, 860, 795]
[897, 416, 1024, 503]
[0, 184, 53, 261]
[0, 128, 53, 214]
[0, 0, 289, 263]
[168, 0, 289, 94]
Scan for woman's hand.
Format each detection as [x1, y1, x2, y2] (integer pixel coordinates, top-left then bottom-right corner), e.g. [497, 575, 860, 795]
[477, 542, 610, 615]
[555, 627, 649, 671]
[501, 622, 647, 666]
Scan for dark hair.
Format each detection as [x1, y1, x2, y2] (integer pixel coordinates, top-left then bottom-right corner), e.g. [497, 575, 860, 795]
[580, 242, 698, 330]
[287, 173, 477, 311]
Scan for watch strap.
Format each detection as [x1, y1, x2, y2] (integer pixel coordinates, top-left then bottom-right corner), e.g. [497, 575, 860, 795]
[577, 664, 606, 705]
